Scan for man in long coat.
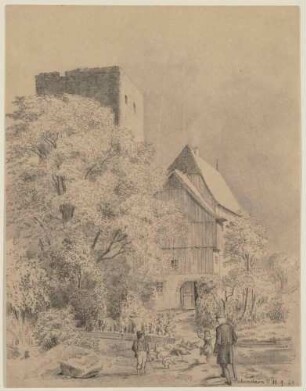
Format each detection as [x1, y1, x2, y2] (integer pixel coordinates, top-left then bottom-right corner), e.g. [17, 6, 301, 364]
[132, 331, 150, 375]
[214, 315, 238, 386]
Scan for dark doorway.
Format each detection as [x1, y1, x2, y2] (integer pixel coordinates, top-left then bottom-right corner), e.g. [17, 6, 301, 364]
[180, 281, 197, 309]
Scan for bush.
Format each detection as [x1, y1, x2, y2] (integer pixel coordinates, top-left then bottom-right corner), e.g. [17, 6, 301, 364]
[6, 315, 35, 359]
[195, 277, 222, 329]
[33, 307, 77, 350]
[119, 293, 150, 330]
[196, 293, 220, 329]
[154, 311, 175, 336]
[117, 294, 175, 336]
[267, 299, 288, 323]
[70, 287, 107, 331]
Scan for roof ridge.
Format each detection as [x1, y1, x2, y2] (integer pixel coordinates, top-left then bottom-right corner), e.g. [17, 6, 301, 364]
[188, 147, 218, 204]
[168, 144, 242, 214]
[189, 148, 242, 214]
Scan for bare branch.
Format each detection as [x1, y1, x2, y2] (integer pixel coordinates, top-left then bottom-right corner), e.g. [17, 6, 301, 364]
[91, 230, 101, 249]
[97, 229, 130, 262]
[43, 132, 59, 149]
[85, 147, 113, 179]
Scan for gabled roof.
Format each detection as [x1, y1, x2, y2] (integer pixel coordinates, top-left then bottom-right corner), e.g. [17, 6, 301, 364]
[170, 169, 216, 216]
[192, 151, 242, 215]
[169, 145, 242, 215]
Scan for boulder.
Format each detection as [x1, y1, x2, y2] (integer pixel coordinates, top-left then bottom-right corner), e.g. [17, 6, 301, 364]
[59, 354, 103, 379]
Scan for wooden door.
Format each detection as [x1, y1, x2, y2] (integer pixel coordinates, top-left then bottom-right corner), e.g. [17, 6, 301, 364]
[180, 281, 195, 309]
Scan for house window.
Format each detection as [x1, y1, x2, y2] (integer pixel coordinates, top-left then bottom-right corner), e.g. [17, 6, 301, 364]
[125, 95, 128, 104]
[133, 102, 136, 113]
[171, 259, 179, 270]
[156, 282, 164, 294]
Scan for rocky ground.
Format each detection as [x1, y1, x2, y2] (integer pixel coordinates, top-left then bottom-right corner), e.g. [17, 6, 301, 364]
[6, 311, 299, 387]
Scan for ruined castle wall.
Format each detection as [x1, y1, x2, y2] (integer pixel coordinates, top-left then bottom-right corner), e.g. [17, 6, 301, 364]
[64, 67, 120, 124]
[35, 67, 144, 139]
[36, 67, 121, 124]
[35, 72, 66, 96]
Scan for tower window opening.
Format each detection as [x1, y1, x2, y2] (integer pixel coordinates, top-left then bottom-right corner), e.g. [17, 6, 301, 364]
[171, 259, 179, 270]
[125, 95, 128, 104]
[156, 282, 164, 294]
[133, 102, 136, 113]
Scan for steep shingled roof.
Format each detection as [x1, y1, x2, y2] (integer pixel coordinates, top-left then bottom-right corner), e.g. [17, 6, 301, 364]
[169, 145, 242, 215]
[191, 149, 242, 215]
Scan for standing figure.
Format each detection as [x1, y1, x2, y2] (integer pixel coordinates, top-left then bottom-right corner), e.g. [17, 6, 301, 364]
[198, 329, 214, 363]
[214, 315, 238, 386]
[132, 331, 150, 375]
[202, 330, 214, 361]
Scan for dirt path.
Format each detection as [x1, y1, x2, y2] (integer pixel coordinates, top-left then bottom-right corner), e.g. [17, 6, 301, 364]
[7, 342, 296, 388]
[6, 314, 299, 387]
[172, 310, 198, 339]
[7, 356, 226, 387]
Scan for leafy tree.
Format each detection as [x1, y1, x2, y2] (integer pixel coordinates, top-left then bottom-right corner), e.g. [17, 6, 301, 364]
[100, 257, 130, 319]
[195, 276, 222, 329]
[6, 94, 185, 325]
[264, 252, 299, 294]
[223, 216, 269, 322]
[262, 252, 300, 324]
[224, 216, 267, 272]
[6, 243, 50, 323]
[196, 219, 297, 325]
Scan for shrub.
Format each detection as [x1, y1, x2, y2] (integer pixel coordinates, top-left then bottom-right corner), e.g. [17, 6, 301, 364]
[6, 254, 50, 322]
[6, 315, 35, 359]
[196, 293, 220, 329]
[154, 311, 175, 336]
[195, 277, 222, 329]
[33, 307, 76, 350]
[267, 299, 288, 323]
[119, 293, 150, 330]
[69, 286, 107, 331]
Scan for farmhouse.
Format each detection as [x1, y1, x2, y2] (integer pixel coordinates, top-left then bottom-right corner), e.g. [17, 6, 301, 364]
[155, 144, 242, 310]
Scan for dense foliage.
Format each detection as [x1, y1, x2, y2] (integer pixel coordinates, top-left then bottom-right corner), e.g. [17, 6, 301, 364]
[6, 94, 185, 346]
[195, 216, 299, 328]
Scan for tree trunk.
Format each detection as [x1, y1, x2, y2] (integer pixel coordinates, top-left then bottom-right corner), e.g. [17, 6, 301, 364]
[92, 230, 101, 249]
[77, 273, 82, 289]
[59, 203, 75, 222]
[250, 289, 256, 320]
[52, 175, 66, 195]
[246, 256, 250, 272]
[13, 309, 19, 321]
[240, 287, 249, 320]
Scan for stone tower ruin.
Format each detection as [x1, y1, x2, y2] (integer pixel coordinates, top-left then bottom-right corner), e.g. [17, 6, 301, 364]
[35, 66, 144, 142]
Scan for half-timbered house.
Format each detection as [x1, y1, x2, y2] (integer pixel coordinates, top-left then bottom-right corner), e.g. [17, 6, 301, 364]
[155, 145, 242, 310]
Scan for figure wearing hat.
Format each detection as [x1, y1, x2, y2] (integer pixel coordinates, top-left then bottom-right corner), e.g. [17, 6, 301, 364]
[132, 331, 150, 374]
[214, 314, 238, 386]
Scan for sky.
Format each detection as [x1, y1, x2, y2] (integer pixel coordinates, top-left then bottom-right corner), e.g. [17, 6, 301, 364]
[5, 5, 301, 256]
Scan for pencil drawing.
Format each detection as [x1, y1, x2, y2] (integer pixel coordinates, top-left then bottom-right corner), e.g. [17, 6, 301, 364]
[5, 5, 300, 388]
